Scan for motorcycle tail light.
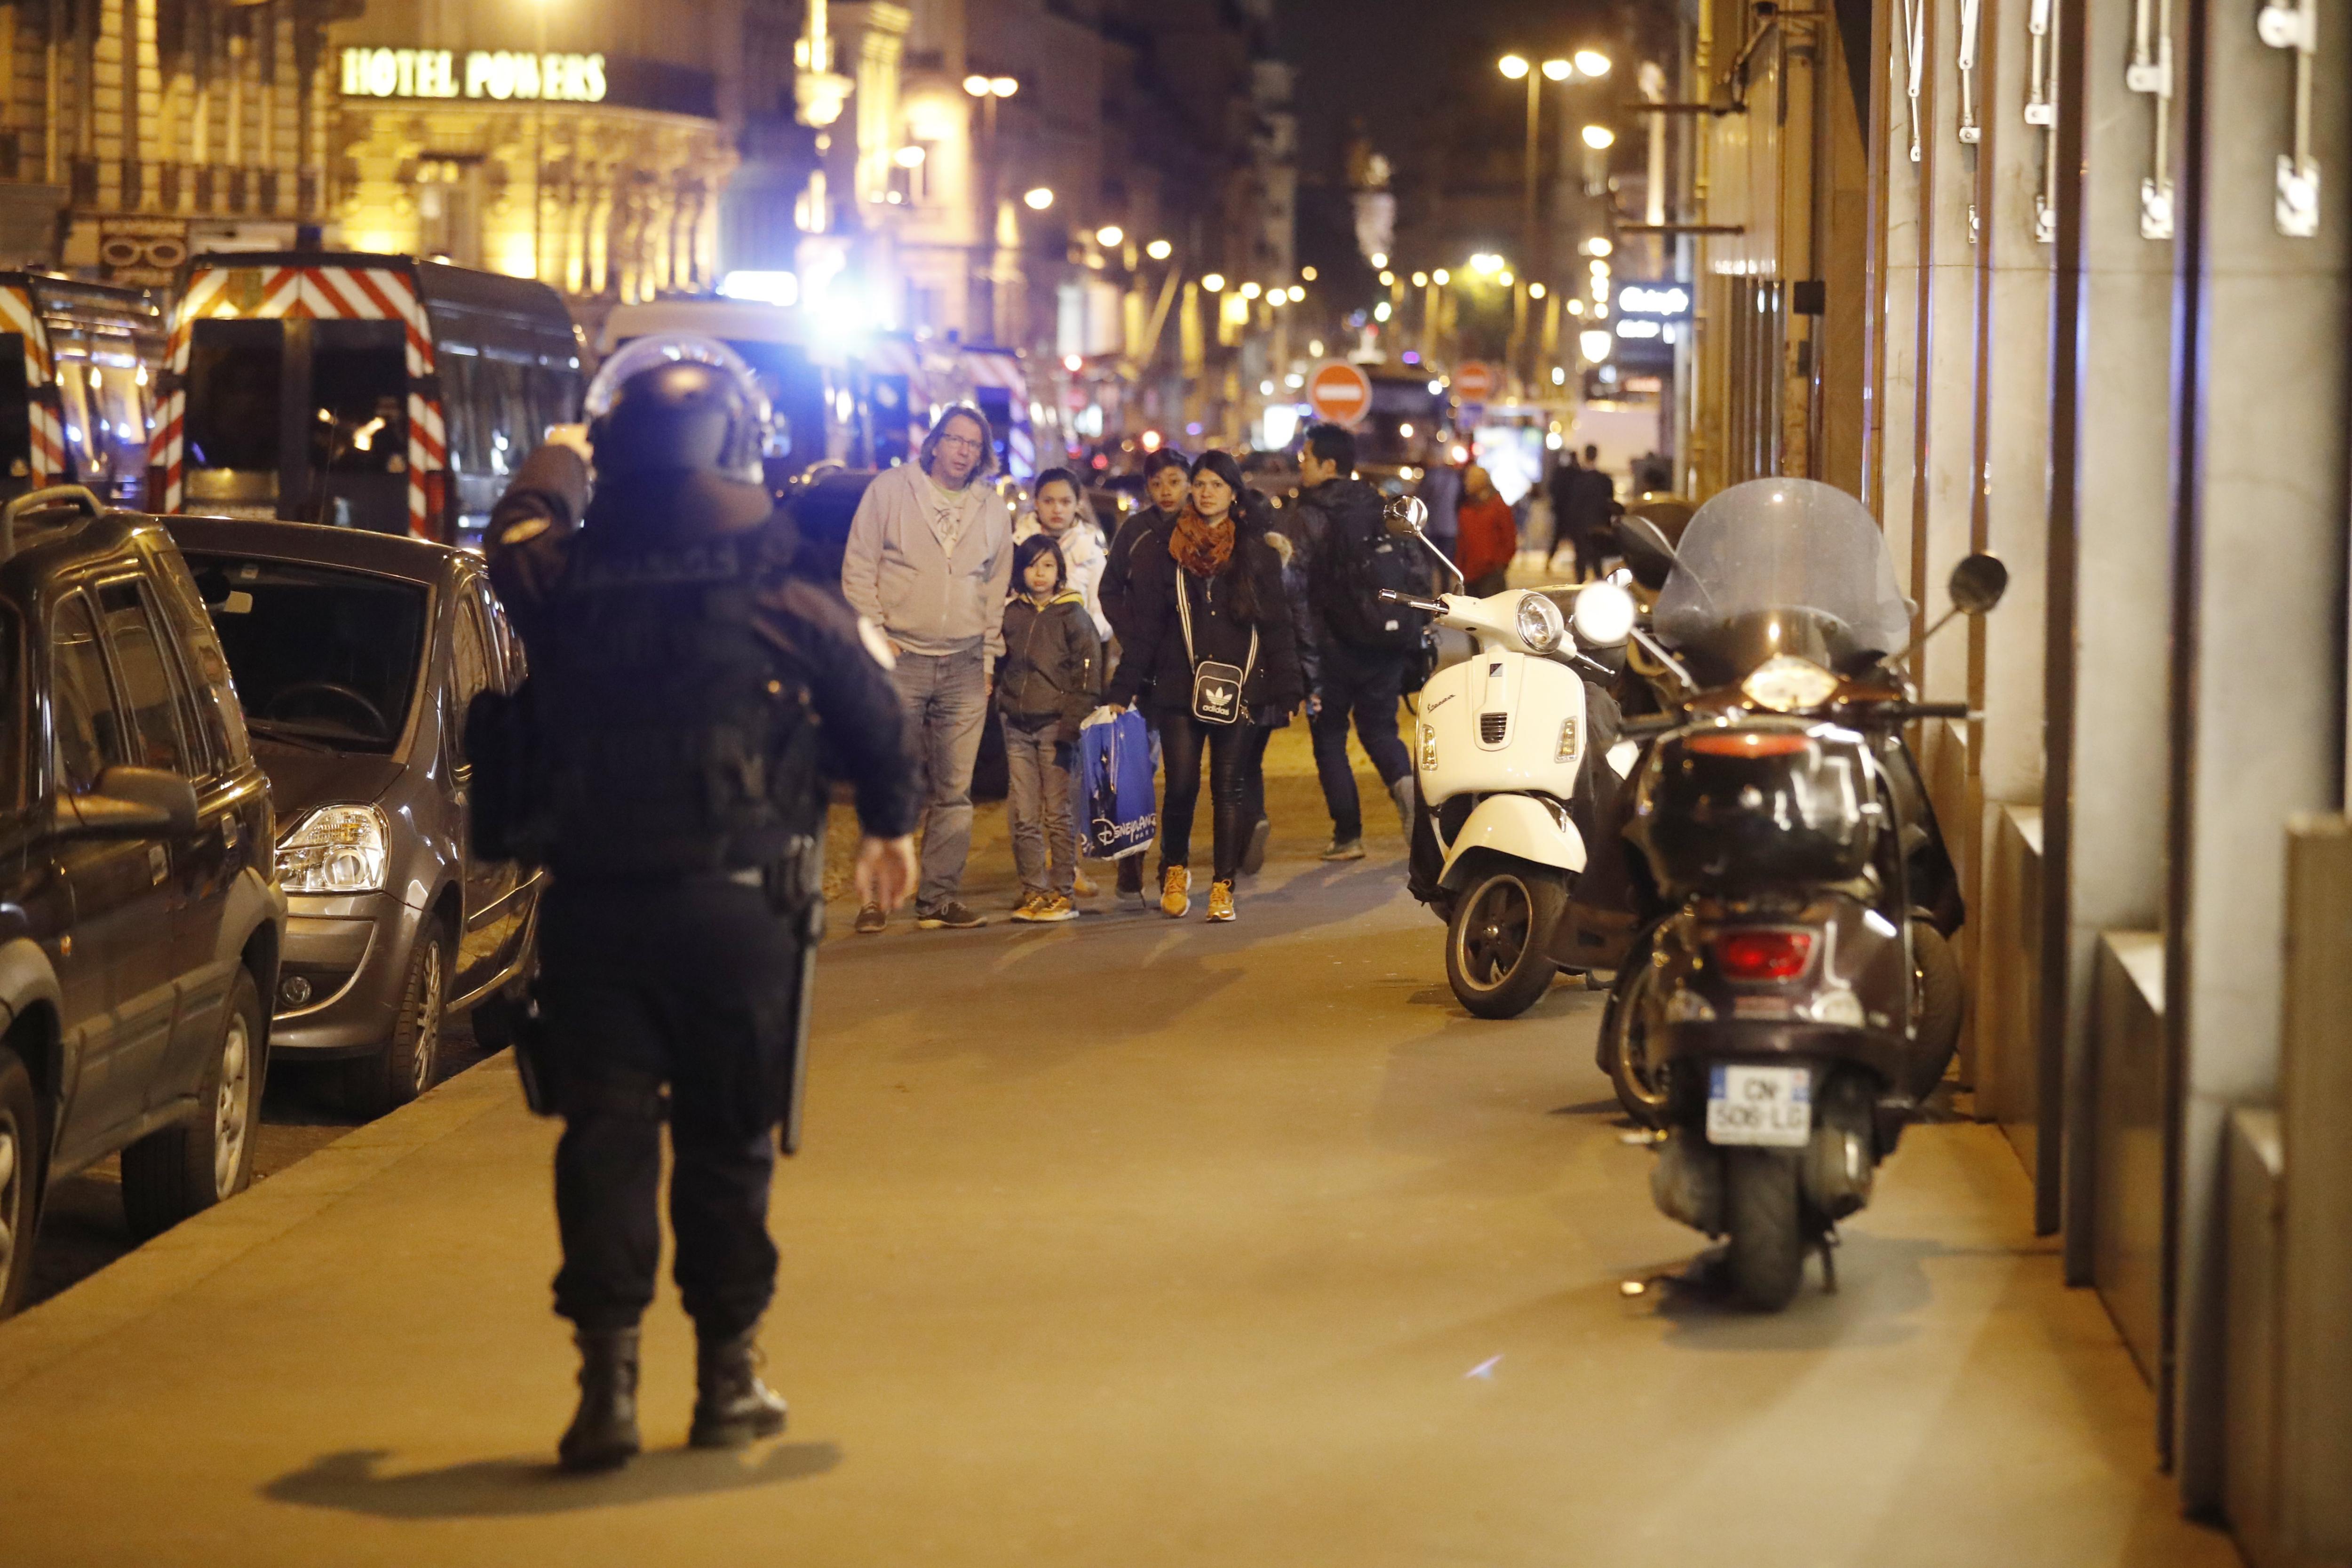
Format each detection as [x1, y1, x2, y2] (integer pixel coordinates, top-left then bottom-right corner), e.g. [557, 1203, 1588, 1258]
[1715, 930, 1814, 981]
[1685, 730, 1811, 758]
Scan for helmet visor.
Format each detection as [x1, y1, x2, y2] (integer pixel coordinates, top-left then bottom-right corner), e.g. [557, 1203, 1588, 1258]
[584, 333, 772, 426]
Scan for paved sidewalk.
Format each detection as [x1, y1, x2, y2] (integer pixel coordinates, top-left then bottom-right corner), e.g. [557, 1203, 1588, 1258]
[0, 755, 2239, 1568]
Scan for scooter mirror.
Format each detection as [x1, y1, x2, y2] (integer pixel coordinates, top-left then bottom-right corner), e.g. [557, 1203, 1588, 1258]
[1614, 514, 1679, 591]
[1571, 580, 1637, 648]
[1385, 495, 1430, 535]
[1948, 552, 2008, 614]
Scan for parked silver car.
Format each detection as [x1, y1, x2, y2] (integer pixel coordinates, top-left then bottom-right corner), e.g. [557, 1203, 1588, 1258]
[165, 518, 541, 1114]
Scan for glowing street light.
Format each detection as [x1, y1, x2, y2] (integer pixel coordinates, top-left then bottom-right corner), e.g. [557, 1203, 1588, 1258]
[1582, 123, 1617, 150]
[1580, 328, 1613, 361]
[1542, 58, 1572, 80]
[963, 74, 1017, 99]
[1095, 224, 1124, 247]
[1239, 280, 1262, 299]
[1023, 186, 1055, 210]
[1470, 251, 1504, 274]
[1411, 271, 1429, 287]
[962, 73, 991, 96]
[1529, 281, 1547, 298]
[1498, 270, 1515, 286]
[1202, 272, 1227, 292]
[1374, 301, 1392, 321]
[1433, 267, 1450, 285]
[1288, 286, 1305, 302]
[1498, 53, 1530, 79]
[1586, 237, 1614, 257]
[893, 145, 926, 167]
[1378, 269, 1395, 286]
[1370, 251, 1389, 268]
[1574, 49, 1613, 77]
[1146, 238, 1173, 260]
[1301, 265, 1319, 280]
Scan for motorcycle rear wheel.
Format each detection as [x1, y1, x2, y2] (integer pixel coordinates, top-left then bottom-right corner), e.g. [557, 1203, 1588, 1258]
[1445, 867, 1566, 1019]
[1723, 1148, 1806, 1311]
[1600, 941, 1670, 1126]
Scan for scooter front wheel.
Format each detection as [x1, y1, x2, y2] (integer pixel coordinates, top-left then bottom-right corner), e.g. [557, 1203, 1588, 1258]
[1601, 950, 1671, 1126]
[1445, 867, 1566, 1019]
[1723, 1148, 1806, 1312]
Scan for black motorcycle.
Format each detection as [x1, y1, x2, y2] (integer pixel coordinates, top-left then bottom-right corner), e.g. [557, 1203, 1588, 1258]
[1594, 478, 2005, 1310]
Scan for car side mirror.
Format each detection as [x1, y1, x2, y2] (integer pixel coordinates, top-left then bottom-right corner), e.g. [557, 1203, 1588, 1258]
[65, 766, 200, 838]
[1385, 495, 1429, 536]
[1613, 514, 1679, 592]
[1948, 552, 2008, 614]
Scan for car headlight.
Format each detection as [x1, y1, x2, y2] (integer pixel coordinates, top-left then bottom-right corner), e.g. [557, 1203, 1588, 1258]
[277, 804, 389, 894]
[1515, 591, 1565, 654]
[1740, 654, 1841, 713]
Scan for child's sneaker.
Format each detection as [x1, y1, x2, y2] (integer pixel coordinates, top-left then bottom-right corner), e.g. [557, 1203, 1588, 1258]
[1072, 868, 1098, 897]
[1009, 891, 1049, 923]
[1032, 892, 1081, 923]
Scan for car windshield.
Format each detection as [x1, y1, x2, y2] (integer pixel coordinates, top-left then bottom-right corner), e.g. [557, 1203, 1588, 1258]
[183, 555, 427, 752]
[1652, 478, 1912, 671]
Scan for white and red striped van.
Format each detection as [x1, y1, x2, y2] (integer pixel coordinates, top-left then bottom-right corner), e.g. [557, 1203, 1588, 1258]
[154, 254, 584, 544]
[0, 274, 166, 509]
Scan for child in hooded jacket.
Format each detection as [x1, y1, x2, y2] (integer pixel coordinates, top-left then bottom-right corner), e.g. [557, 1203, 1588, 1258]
[1000, 533, 1103, 921]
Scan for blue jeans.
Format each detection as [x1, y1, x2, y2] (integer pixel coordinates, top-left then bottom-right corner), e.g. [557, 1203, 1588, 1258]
[890, 647, 989, 914]
[1311, 637, 1414, 841]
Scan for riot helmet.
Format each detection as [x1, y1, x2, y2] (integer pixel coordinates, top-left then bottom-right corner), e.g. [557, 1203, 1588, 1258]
[583, 334, 770, 482]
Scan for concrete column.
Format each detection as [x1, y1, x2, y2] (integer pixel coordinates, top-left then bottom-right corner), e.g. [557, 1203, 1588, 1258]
[2163, 0, 2352, 1507]
[1911, 0, 1980, 704]
[2041, 0, 2179, 1291]
[1877, 0, 1924, 579]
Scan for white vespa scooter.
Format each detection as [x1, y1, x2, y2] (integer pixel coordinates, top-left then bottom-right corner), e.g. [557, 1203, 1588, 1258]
[1380, 498, 1639, 1017]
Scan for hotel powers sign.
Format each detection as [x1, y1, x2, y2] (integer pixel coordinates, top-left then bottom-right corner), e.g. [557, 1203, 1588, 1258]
[341, 48, 609, 103]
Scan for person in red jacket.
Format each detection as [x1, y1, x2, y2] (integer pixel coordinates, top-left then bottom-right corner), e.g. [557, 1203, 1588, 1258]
[1455, 465, 1518, 596]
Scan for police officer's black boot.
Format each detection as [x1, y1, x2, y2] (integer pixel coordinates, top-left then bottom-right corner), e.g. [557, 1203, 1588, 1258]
[557, 1328, 642, 1473]
[688, 1326, 789, 1449]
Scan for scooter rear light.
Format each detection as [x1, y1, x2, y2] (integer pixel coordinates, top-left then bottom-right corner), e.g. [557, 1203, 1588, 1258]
[1685, 730, 1811, 757]
[1715, 930, 1814, 980]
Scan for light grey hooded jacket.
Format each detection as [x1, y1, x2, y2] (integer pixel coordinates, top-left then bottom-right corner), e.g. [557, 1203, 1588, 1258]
[841, 462, 1017, 668]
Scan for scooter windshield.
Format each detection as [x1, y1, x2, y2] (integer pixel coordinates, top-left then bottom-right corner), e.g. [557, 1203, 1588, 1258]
[1653, 478, 1912, 674]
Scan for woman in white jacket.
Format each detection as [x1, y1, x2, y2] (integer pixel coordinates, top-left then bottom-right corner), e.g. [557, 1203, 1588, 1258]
[1016, 468, 1111, 641]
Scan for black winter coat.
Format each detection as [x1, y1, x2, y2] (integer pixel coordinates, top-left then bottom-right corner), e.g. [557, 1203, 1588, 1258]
[1104, 529, 1304, 720]
[997, 591, 1103, 741]
[1099, 504, 1174, 643]
[1291, 476, 1392, 651]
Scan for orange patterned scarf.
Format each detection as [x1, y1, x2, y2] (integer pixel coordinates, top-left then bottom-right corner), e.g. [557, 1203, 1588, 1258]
[1168, 503, 1235, 578]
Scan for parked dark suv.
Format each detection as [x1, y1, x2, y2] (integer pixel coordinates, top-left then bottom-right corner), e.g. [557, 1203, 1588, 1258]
[0, 487, 285, 1317]
[165, 517, 542, 1116]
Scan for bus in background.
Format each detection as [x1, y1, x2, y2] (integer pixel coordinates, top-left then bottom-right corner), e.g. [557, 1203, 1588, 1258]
[156, 254, 583, 545]
[0, 274, 167, 509]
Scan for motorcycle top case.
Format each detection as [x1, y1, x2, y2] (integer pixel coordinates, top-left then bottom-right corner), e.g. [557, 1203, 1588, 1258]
[1634, 723, 1878, 893]
[1081, 707, 1158, 860]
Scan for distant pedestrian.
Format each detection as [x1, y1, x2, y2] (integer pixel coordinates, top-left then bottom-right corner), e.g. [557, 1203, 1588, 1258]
[1415, 459, 1464, 558]
[998, 533, 1102, 923]
[1545, 449, 1583, 576]
[841, 404, 1017, 933]
[1567, 444, 1617, 581]
[1017, 467, 1111, 640]
[1292, 422, 1417, 861]
[1455, 464, 1518, 597]
[1102, 450, 1303, 922]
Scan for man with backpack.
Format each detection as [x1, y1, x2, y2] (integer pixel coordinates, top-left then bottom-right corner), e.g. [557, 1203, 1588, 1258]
[1293, 422, 1419, 860]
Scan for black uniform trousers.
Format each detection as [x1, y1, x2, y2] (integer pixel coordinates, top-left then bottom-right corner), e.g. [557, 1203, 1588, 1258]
[540, 874, 802, 1339]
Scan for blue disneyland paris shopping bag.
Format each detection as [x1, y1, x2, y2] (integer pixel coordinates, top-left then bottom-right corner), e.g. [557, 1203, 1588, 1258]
[1081, 707, 1157, 860]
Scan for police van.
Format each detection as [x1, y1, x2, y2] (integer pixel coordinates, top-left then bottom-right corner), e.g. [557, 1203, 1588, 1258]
[0, 273, 167, 509]
[154, 253, 584, 544]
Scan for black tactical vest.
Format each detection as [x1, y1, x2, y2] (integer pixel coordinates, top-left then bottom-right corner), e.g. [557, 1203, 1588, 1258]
[524, 526, 817, 880]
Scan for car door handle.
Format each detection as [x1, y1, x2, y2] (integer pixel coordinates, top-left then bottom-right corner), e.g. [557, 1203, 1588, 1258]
[148, 844, 168, 884]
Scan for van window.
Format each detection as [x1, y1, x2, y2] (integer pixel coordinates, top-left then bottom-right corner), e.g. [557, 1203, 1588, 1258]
[186, 319, 284, 472]
[50, 595, 126, 796]
[55, 355, 148, 497]
[312, 320, 407, 475]
[95, 579, 194, 776]
[0, 335, 28, 478]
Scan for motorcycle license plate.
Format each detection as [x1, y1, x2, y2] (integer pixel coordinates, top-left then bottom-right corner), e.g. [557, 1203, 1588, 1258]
[1706, 1065, 1812, 1147]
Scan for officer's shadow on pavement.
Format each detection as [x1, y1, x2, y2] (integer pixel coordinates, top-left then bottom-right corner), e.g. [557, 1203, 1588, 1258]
[261, 1441, 842, 1518]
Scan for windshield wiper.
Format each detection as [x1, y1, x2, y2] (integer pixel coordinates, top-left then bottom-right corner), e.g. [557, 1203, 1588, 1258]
[241, 718, 342, 752]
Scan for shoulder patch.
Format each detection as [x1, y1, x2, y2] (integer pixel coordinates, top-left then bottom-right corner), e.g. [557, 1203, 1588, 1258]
[499, 516, 552, 548]
[856, 614, 897, 671]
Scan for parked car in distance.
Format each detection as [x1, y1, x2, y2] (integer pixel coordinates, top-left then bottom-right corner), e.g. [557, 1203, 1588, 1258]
[0, 487, 285, 1317]
[166, 517, 541, 1116]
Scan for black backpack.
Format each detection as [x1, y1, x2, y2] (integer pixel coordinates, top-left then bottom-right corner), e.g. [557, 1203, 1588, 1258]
[470, 524, 819, 879]
[1312, 481, 1427, 652]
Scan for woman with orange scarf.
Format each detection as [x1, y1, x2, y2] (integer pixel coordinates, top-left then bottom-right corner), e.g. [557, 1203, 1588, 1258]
[1100, 451, 1303, 922]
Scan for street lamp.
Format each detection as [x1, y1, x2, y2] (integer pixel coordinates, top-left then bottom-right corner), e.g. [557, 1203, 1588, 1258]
[1411, 270, 1428, 287]
[1574, 49, 1613, 77]
[1202, 272, 1226, 292]
[1146, 238, 1173, 260]
[1096, 224, 1124, 247]
[1542, 58, 1572, 80]
[1498, 53, 1530, 78]
[1582, 124, 1617, 149]
[1239, 280, 1261, 299]
[1580, 328, 1613, 361]
[1432, 267, 1450, 285]
[1498, 51, 1569, 320]
[1301, 264, 1318, 280]
[1023, 186, 1054, 210]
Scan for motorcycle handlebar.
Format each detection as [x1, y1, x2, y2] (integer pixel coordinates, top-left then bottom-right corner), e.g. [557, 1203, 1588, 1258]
[1377, 589, 1449, 615]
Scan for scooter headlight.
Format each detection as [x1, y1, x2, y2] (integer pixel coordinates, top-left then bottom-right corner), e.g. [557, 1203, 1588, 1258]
[1515, 591, 1565, 654]
[1740, 654, 1841, 713]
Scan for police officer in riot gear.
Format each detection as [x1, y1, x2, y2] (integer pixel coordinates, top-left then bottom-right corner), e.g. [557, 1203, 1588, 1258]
[482, 336, 919, 1473]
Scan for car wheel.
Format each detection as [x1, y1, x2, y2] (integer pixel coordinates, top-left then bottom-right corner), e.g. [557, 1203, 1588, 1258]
[0, 1045, 43, 1319]
[122, 968, 264, 1241]
[346, 928, 447, 1119]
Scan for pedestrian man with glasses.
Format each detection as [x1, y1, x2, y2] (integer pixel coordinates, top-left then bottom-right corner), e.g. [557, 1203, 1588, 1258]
[841, 404, 1016, 932]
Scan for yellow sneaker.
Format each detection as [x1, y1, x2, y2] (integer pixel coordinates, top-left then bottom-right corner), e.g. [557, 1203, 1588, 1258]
[1159, 866, 1191, 918]
[1207, 880, 1236, 923]
[1073, 868, 1098, 898]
